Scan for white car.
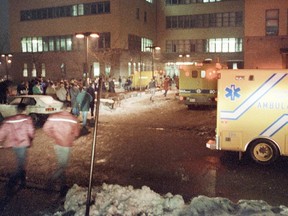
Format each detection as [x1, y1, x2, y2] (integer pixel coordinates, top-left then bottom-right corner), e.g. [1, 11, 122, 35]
[0, 95, 63, 125]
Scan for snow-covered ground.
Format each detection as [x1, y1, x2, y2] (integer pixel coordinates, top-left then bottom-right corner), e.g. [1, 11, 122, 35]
[52, 89, 288, 216]
[54, 183, 288, 216]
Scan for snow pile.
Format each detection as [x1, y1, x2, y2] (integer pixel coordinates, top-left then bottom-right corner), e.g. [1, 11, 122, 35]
[54, 184, 288, 216]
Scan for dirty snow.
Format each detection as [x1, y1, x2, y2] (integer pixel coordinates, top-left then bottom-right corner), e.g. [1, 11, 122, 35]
[54, 183, 288, 216]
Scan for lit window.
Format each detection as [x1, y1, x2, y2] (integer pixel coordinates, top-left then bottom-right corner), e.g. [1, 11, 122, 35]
[23, 63, 28, 77]
[41, 63, 46, 77]
[207, 38, 242, 53]
[21, 38, 27, 52]
[32, 63, 37, 77]
[72, 5, 78, 16]
[78, 4, 84, 16]
[200, 70, 206, 78]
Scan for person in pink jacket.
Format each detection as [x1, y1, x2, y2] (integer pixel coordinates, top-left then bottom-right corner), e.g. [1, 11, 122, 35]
[43, 105, 80, 193]
[0, 103, 35, 190]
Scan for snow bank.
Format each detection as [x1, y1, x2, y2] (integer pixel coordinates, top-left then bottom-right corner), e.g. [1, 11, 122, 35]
[54, 184, 288, 216]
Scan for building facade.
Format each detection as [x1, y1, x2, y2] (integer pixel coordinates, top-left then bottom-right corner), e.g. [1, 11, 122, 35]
[4, 0, 286, 82]
[6, 0, 158, 81]
[244, 0, 288, 69]
[157, 0, 244, 76]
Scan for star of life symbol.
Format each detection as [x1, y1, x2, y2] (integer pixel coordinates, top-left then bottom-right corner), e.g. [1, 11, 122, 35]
[225, 84, 240, 101]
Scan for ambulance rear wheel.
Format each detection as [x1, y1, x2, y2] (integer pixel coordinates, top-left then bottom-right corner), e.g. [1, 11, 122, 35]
[249, 139, 279, 165]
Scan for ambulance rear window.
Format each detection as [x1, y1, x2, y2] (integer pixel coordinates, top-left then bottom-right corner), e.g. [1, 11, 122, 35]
[192, 70, 198, 78]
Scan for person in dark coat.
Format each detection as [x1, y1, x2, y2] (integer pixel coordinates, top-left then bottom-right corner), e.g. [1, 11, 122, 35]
[108, 78, 116, 93]
[76, 85, 92, 127]
[86, 83, 96, 117]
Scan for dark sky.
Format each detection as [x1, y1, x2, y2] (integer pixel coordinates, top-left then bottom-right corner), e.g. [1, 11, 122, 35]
[0, 0, 9, 52]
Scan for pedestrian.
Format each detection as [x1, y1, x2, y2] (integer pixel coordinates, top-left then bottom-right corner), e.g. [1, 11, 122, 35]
[108, 78, 116, 93]
[56, 81, 68, 103]
[148, 76, 157, 102]
[43, 104, 80, 195]
[46, 81, 57, 99]
[0, 103, 35, 190]
[174, 75, 179, 90]
[32, 80, 43, 95]
[124, 77, 132, 91]
[69, 81, 80, 116]
[86, 82, 95, 117]
[17, 81, 28, 95]
[76, 85, 92, 128]
[163, 75, 170, 97]
[118, 76, 122, 89]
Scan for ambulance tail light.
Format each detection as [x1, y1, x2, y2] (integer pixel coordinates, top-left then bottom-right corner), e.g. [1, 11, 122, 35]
[217, 73, 221, 79]
[206, 139, 216, 150]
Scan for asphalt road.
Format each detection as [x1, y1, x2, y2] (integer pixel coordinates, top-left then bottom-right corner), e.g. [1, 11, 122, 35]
[1, 91, 288, 215]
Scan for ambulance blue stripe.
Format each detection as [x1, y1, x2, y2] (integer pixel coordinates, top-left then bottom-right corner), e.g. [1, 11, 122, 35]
[260, 114, 288, 137]
[220, 73, 287, 120]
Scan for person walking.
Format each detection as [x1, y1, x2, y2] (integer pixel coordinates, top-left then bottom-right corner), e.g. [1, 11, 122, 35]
[148, 76, 157, 102]
[69, 81, 80, 116]
[163, 75, 171, 97]
[86, 83, 95, 117]
[108, 78, 116, 93]
[76, 85, 92, 128]
[43, 105, 80, 194]
[0, 103, 35, 190]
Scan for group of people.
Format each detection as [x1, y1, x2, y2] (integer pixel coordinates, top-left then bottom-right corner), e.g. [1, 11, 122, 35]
[0, 102, 80, 196]
[0, 76, 117, 196]
[148, 75, 173, 102]
[16, 77, 101, 128]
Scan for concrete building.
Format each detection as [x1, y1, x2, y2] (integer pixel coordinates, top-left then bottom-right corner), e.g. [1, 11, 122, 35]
[4, 0, 286, 82]
[6, 0, 158, 82]
[157, 0, 244, 75]
[244, 0, 288, 69]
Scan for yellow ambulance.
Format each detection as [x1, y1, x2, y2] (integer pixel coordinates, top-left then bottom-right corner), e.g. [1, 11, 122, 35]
[131, 71, 162, 90]
[207, 69, 288, 165]
[178, 61, 224, 108]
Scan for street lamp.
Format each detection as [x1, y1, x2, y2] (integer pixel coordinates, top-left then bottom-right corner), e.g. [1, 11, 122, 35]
[76, 32, 99, 83]
[146, 46, 160, 78]
[1, 54, 12, 80]
[179, 54, 190, 65]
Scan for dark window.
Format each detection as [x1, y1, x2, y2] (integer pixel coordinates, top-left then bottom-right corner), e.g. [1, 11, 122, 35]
[166, 11, 243, 29]
[144, 11, 147, 22]
[266, 9, 279, 36]
[91, 3, 97, 14]
[99, 32, 111, 49]
[136, 8, 140, 20]
[128, 34, 141, 51]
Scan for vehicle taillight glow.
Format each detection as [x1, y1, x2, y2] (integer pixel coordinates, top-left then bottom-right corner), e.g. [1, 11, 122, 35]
[46, 108, 56, 111]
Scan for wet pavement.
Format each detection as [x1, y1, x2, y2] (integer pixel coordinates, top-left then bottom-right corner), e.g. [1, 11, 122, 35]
[0, 177, 64, 216]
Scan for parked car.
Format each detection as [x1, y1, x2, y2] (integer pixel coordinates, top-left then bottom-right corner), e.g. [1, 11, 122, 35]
[0, 95, 63, 126]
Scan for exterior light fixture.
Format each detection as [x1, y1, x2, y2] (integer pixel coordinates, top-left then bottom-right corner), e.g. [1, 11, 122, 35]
[75, 32, 99, 83]
[145, 45, 161, 77]
[1, 53, 13, 80]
